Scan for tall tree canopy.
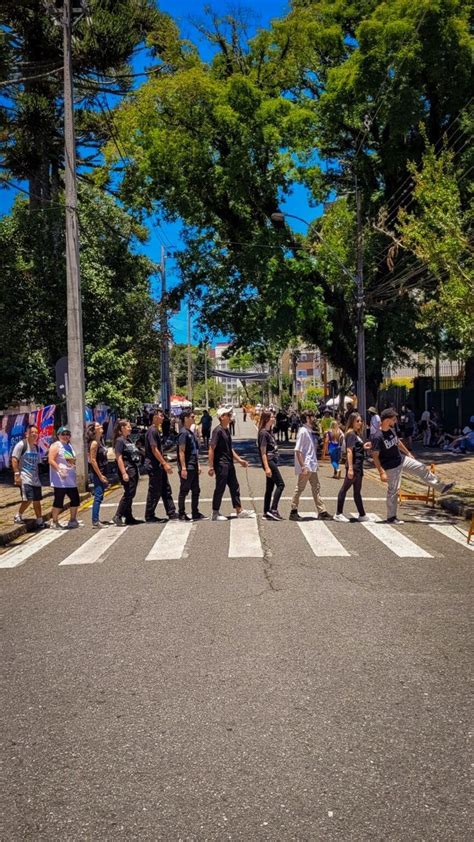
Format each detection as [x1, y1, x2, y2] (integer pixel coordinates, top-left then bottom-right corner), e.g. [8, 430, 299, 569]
[109, 0, 472, 393]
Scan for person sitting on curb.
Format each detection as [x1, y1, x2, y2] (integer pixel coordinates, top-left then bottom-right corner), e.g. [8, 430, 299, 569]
[12, 424, 48, 529]
[371, 408, 455, 525]
[208, 406, 254, 521]
[289, 409, 331, 522]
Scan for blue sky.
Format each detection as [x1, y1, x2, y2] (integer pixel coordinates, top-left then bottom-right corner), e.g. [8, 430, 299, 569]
[1, 0, 317, 344]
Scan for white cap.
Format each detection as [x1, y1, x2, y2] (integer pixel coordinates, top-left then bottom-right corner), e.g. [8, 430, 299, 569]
[217, 405, 233, 418]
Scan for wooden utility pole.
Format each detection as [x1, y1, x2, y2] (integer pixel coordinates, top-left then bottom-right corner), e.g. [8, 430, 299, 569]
[355, 174, 367, 435]
[159, 246, 170, 411]
[63, 0, 87, 489]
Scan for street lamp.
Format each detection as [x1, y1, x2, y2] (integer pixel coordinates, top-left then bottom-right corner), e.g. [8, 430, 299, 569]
[270, 210, 367, 430]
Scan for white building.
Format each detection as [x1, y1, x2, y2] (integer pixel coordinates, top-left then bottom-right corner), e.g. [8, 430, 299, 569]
[211, 343, 242, 406]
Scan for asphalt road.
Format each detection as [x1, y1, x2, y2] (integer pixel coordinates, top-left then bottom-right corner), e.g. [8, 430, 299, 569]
[1, 418, 472, 841]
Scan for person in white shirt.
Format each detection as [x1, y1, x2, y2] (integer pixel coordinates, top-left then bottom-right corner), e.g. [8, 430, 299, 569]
[368, 406, 381, 438]
[420, 408, 432, 446]
[289, 410, 331, 522]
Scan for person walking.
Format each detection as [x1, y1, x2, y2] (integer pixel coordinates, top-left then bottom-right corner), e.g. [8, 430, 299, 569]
[200, 409, 212, 449]
[371, 408, 455, 524]
[113, 419, 142, 526]
[208, 406, 253, 520]
[419, 408, 432, 447]
[48, 426, 81, 529]
[144, 409, 177, 523]
[289, 409, 300, 441]
[87, 422, 110, 528]
[289, 410, 331, 522]
[368, 406, 381, 439]
[258, 410, 285, 520]
[12, 423, 47, 529]
[334, 413, 372, 522]
[326, 419, 344, 479]
[400, 404, 415, 450]
[177, 409, 207, 521]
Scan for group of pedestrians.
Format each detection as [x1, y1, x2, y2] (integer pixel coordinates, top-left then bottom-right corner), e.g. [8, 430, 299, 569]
[11, 404, 458, 530]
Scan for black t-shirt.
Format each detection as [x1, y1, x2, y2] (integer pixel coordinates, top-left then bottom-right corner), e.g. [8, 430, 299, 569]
[258, 429, 278, 465]
[210, 425, 233, 465]
[145, 425, 163, 470]
[371, 427, 402, 469]
[178, 428, 199, 471]
[345, 431, 364, 472]
[201, 413, 212, 433]
[115, 436, 140, 469]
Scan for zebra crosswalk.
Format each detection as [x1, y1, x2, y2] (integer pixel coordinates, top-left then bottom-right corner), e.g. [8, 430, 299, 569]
[0, 514, 472, 570]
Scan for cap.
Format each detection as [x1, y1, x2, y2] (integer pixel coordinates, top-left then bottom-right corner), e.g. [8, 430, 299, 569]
[57, 425, 71, 434]
[217, 406, 233, 418]
[368, 406, 377, 413]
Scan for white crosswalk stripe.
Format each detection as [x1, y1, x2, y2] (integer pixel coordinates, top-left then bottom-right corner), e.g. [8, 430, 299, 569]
[146, 520, 194, 561]
[59, 526, 129, 566]
[428, 523, 474, 551]
[229, 516, 264, 558]
[298, 514, 349, 557]
[349, 513, 432, 558]
[0, 529, 66, 569]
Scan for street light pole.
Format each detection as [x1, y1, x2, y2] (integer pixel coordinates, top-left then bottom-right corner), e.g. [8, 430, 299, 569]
[270, 209, 367, 432]
[187, 300, 193, 403]
[63, 0, 87, 490]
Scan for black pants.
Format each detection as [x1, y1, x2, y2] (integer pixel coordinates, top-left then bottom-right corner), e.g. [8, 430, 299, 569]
[264, 460, 285, 514]
[337, 470, 365, 517]
[178, 470, 200, 516]
[116, 466, 139, 521]
[145, 468, 176, 519]
[212, 462, 241, 512]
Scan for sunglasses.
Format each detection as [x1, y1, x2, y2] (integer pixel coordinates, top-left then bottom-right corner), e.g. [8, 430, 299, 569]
[60, 431, 71, 435]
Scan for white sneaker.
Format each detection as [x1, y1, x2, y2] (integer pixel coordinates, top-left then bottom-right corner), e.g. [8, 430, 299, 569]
[14, 514, 25, 524]
[92, 521, 109, 529]
[237, 509, 256, 518]
[50, 521, 63, 530]
[65, 520, 79, 529]
[358, 515, 370, 522]
[212, 512, 228, 521]
[333, 513, 350, 523]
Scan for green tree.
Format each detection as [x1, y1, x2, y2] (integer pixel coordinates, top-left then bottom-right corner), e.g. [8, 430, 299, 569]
[0, 186, 160, 409]
[107, 1, 472, 394]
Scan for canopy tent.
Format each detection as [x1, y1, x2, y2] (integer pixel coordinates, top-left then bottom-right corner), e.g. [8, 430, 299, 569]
[325, 396, 356, 408]
[169, 395, 192, 417]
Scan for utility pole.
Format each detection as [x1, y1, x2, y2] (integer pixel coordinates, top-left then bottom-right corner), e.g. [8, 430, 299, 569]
[63, 0, 87, 490]
[187, 299, 193, 403]
[355, 174, 367, 435]
[159, 246, 170, 412]
[204, 343, 209, 410]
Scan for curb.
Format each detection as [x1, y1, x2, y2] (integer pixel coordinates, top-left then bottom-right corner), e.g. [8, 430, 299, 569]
[0, 491, 91, 547]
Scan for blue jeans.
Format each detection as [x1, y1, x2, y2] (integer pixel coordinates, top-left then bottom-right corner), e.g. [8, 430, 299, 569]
[92, 473, 107, 522]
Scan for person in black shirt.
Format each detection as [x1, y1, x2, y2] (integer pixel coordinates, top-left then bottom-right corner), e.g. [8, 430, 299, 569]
[113, 419, 142, 525]
[200, 409, 212, 449]
[258, 410, 285, 520]
[144, 409, 177, 522]
[177, 409, 207, 521]
[208, 406, 253, 520]
[372, 408, 454, 523]
[334, 413, 372, 522]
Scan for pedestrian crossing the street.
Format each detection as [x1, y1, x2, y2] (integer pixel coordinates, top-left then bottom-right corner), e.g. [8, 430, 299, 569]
[0, 514, 472, 570]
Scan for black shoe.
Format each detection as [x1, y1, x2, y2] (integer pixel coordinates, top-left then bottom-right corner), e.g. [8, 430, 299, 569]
[145, 516, 167, 523]
[385, 516, 404, 525]
[167, 512, 179, 521]
[125, 517, 144, 525]
[192, 512, 209, 521]
[318, 511, 332, 520]
[179, 513, 191, 521]
[441, 481, 455, 495]
[113, 515, 126, 527]
[289, 510, 302, 522]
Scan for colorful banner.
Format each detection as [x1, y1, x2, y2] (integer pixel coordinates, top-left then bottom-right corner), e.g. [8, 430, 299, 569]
[0, 405, 56, 470]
